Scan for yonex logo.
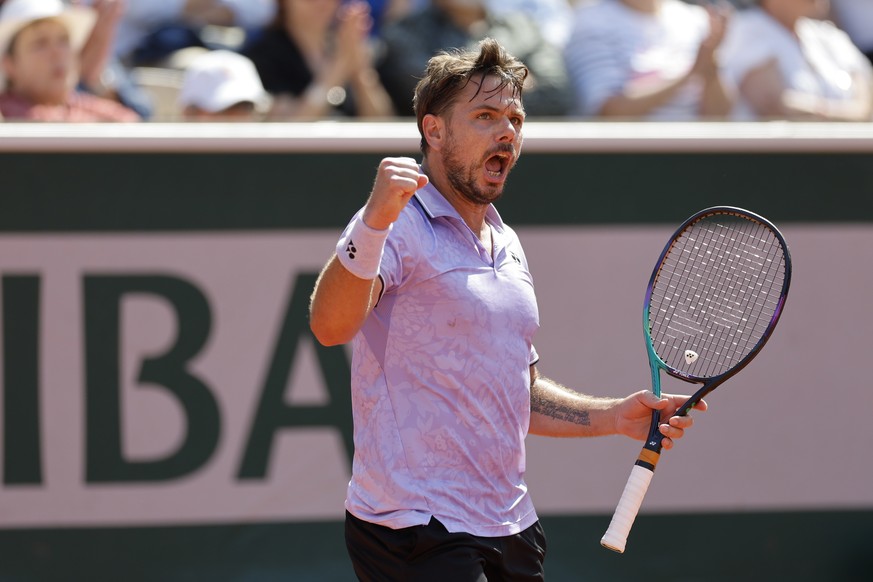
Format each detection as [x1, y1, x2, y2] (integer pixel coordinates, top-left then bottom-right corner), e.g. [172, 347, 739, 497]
[509, 251, 521, 265]
[345, 240, 357, 259]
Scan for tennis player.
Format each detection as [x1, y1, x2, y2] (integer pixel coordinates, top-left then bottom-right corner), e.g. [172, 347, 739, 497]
[309, 37, 705, 581]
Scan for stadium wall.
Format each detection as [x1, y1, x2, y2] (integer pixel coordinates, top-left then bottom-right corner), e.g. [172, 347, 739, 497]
[1, 123, 871, 581]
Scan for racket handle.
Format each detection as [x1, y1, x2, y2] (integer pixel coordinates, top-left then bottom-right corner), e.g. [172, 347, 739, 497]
[600, 464, 655, 553]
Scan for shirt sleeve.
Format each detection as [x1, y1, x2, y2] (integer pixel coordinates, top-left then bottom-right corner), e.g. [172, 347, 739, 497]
[375, 203, 424, 295]
[720, 13, 776, 89]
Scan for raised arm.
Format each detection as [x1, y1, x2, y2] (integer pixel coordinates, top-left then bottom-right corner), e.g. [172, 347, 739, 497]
[309, 157, 428, 346]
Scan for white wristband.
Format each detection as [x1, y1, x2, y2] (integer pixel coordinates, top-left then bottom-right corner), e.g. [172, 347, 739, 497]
[336, 216, 392, 280]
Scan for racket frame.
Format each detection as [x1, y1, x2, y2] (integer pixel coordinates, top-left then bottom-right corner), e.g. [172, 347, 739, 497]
[601, 206, 792, 553]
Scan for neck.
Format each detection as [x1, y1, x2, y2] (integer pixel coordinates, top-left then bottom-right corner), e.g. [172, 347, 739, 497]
[421, 158, 489, 233]
[763, 3, 800, 33]
[621, 0, 660, 14]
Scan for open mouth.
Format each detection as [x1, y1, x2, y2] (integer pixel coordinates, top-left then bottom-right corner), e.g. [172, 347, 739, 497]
[485, 152, 511, 179]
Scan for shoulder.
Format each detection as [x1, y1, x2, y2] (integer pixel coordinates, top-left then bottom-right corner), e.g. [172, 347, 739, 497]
[722, 7, 777, 54]
[729, 6, 776, 33]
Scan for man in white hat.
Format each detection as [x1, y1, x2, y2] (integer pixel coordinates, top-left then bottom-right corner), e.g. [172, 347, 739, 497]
[0, 0, 140, 121]
[178, 49, 270, 120]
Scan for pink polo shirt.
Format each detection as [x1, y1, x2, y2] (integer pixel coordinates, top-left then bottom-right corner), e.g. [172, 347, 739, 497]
[344, 182, 541, 537]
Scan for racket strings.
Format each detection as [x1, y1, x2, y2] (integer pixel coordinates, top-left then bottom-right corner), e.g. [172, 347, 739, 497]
[706, 222, 776, 373]
[649, 214, 786, 378]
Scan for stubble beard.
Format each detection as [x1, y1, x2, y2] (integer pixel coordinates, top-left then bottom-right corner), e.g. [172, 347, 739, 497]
[443, 133, 506, 206]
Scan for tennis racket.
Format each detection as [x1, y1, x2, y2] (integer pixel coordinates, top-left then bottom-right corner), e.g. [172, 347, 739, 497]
[600, 206, 792, 553]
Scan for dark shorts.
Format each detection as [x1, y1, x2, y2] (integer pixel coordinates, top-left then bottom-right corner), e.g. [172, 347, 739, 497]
[345, 511, 547, 581]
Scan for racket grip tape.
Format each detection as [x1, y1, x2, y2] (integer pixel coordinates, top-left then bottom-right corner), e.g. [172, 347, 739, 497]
[600, 464, 655, 553]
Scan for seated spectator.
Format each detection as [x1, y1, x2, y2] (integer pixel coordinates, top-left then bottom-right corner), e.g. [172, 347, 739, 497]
[563, 0, 732, 120]
[177, 49, 269, 120]
[829, 0, 873, 64]
[377, 0, 572, 117]
[720, 0, 873, 121]
[242, 0, 394, 119]
[0, 0, 140, 121]
[115, 0, 277, 66]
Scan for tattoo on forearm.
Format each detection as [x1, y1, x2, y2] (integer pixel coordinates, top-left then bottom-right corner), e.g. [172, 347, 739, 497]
[531, 392, 591, 426]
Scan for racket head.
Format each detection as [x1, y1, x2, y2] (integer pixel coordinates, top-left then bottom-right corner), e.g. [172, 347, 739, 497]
[643, 206, 791, 390]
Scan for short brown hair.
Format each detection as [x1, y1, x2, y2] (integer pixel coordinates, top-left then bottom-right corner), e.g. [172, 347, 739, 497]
[412, 37, 528, 154]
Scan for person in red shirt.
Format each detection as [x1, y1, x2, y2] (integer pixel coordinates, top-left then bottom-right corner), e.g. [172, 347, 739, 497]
[0, 0, 140, 121]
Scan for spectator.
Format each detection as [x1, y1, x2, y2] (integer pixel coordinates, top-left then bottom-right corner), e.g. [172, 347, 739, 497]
[720, 0, 873, 121]
[377, 0, 572, 117]
[243, 0, 394, 119]
[0, 0, 140, 121]
[364, 0, 414, 36]
[485, 0, 573, 49]
[114, 0, 277, 66]
[73, 0, 154, 119]
[563, 0, 732, 120]
[177, 48, 269, 120]
[829, 0, 873, 64]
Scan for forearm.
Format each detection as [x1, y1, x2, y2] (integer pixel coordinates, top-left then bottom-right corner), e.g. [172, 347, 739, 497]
[598, 72, 692, 118]
[77, 1, 121, 91]
[528, 372, 621, 437]
[783, 84, 873, 121]
[349, 68, 395, 117]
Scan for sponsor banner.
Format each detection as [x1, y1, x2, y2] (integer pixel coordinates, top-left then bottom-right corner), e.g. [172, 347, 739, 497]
[1, 226, 871, 528]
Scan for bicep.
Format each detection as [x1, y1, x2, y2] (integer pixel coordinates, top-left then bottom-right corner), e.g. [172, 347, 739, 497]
[309, 254, 382, 346]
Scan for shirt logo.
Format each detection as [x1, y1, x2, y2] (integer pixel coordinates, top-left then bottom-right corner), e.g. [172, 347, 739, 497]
[509, 251, 522, 265]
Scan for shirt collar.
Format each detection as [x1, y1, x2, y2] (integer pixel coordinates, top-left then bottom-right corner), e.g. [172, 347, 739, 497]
[413, 178, 506, 229]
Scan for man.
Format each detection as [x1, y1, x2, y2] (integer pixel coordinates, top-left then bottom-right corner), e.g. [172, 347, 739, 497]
[309, 38, 704, 580]
[0, 0, 140, 121]
[563, 0, 732, 120]
[376, 0, 572, 117]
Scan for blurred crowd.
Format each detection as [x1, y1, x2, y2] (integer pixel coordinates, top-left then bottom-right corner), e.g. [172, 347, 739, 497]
[0, 0, 870, 122]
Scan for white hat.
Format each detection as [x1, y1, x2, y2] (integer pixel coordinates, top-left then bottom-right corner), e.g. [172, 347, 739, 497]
[0, 0, 96, 57]
[0, 0, 96, 88]
[178, 49, 269, 113]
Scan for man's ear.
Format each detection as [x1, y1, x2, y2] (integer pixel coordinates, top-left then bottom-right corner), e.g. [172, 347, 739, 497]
[422, 113, 444, 151]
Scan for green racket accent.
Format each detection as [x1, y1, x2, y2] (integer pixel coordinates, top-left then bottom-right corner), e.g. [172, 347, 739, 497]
[601, 206, 792, 554]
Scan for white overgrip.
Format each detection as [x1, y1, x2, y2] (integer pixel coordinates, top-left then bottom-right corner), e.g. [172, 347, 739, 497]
[600, 464, 655, 553]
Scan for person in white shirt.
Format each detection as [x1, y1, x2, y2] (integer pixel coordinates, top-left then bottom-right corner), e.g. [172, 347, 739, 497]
[563, 0, 732, 120]
[720, 0, 873, 121]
